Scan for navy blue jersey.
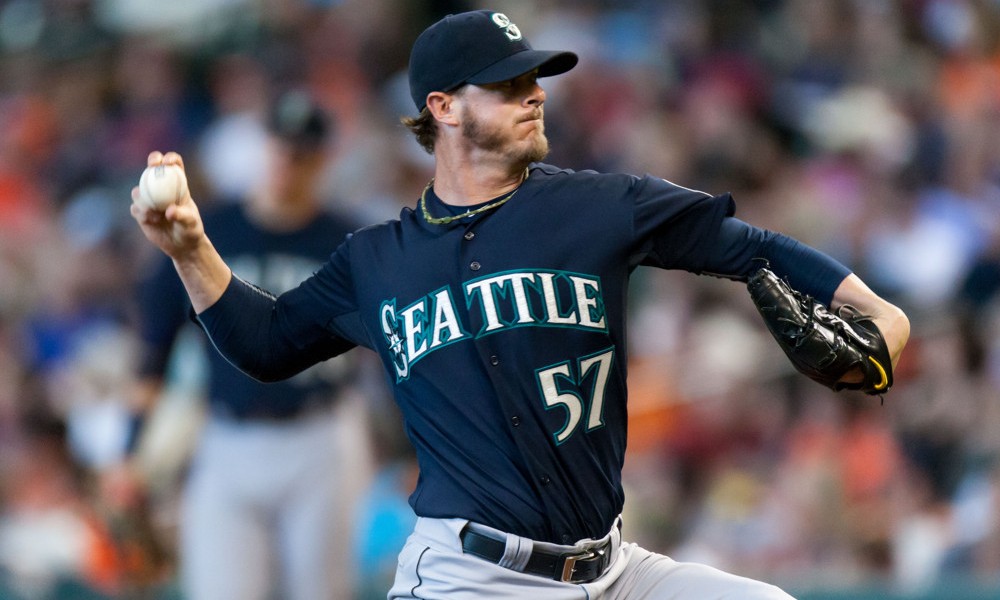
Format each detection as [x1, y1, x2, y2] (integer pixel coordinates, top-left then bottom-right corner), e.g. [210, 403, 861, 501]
[197, 163, 849, 543]
[138, 202, 358, 419]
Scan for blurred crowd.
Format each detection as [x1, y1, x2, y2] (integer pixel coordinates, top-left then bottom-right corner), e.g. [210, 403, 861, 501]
[1, 0, 999, 598]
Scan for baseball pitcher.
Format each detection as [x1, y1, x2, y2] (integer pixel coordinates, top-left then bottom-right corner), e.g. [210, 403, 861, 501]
[129, 10, 909, 599]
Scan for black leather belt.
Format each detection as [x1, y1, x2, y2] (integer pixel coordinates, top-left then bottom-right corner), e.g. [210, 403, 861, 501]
[460, 526, 614, 584]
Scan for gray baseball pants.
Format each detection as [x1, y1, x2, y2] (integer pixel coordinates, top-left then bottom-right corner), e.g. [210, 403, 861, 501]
[388, 517, 795, 599]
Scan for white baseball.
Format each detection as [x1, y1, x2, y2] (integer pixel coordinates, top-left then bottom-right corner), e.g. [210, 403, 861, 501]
[137, 164, 188, 210]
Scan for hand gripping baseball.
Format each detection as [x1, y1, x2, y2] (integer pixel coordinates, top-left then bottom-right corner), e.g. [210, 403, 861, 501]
[747, 267, 893, 396]
[130, 151, 205, 260]
[130, 150, 231, 313]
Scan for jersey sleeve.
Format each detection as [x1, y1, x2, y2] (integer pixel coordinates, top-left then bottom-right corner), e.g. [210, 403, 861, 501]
[281, 235, 370, 347]
[195, 238, 363, 383]
[629, 176, 736, 272]
[703, 217, 852, 306]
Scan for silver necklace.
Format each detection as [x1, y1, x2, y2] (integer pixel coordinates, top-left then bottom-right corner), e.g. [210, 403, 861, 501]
[420, 169, 529, 225]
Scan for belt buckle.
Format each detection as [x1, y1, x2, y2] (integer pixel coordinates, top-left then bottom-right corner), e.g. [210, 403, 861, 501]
[560, 550, 597, 583]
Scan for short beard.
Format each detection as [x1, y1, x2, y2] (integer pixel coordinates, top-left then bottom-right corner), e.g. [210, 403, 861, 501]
[461, 106, 549, 165]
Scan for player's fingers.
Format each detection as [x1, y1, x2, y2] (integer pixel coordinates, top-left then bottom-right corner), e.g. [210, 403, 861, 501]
[129, 188, 146, 218]
[165, 201, 197, 228]
[131, 186, 162, 217]
[130, 201, 163, 225]
[146, 149, 186, 171]
[147, 151, 164, 167]
[162, 151, 185, 170]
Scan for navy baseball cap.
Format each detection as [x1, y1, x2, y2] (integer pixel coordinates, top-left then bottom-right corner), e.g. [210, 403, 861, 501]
[408, 10, 578, 111]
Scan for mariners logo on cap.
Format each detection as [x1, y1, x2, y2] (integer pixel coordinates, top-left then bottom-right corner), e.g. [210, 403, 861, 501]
[407, 10, 577, 111]
[491, 13, 522, 41]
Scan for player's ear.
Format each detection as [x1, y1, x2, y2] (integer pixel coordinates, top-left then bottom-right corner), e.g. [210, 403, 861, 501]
[426, 91, 459, 126]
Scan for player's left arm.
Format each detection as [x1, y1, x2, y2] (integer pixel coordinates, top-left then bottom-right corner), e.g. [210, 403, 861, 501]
[703, 216, 910, 371]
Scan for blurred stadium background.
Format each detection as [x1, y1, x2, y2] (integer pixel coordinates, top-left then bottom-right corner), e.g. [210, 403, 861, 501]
[1, 0, 999, 598]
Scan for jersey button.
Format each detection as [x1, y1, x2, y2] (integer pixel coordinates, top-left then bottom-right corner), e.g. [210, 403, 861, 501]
[511, 415, 520, 426]
[490, 355, 499, 366]
[464, 231, 475, 240]
[470, 261, 481, 271]
[562, 534, 573, 544]
[540, 475, 551, 485]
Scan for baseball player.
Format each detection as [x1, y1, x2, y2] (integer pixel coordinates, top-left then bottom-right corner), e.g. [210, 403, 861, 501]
[129, 10, 910, 599]
[126, 91, 367, 600]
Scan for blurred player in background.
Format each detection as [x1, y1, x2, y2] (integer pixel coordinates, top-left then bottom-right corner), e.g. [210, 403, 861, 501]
[122, 90, 369, 600]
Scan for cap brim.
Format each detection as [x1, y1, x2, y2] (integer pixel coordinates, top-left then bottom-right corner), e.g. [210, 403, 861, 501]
[465, 49, 578, 86]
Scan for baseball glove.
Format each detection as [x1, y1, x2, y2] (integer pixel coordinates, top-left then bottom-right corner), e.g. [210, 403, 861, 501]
[747, 267, 892, 396]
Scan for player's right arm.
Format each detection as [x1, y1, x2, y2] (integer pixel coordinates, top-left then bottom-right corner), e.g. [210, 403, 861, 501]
[130, 150, 362, 383]
[130, 151, 231, 313]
